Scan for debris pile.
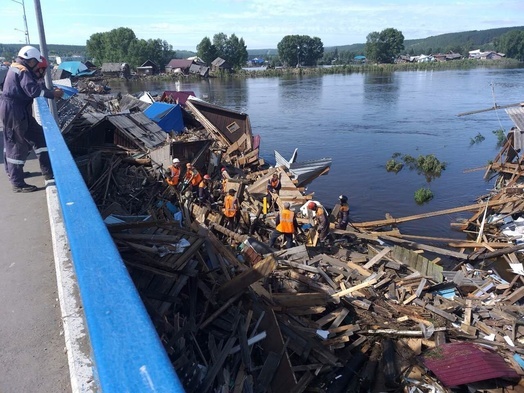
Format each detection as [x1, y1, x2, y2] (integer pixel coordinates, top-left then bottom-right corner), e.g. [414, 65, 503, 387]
[59, 89, 524, 392]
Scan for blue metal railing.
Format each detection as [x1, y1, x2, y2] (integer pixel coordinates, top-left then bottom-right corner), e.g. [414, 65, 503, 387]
[36, 97, 185, 393]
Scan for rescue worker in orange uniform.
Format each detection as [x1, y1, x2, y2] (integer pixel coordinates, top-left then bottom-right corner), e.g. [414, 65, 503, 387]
[198, 174, 213, 205]
[269, 202, 299, 249]
[266, 173, 281, 209]
[223, 188, 239, 230]
[307, 201, 330, 244]
[336, 194, 350, 230]
[182, 163, 202, 193]
[166, 158, 181, 187]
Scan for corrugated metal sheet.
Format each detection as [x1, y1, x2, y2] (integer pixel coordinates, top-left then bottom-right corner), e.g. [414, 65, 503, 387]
[421, 342, 519, 387]
[507, 106, 524, 132]
[106, 113, 167, 150]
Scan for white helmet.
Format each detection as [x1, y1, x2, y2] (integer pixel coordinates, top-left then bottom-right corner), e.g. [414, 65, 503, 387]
[172, 158, 180, 164]
[18, 45, 42, 62]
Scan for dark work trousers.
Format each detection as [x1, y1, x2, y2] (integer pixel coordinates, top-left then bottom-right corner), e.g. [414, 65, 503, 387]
[269, 230, 293, 249]
[1, 102, 52, 187]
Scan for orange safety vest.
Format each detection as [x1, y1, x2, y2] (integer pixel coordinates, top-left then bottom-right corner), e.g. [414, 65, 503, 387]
[166, 165, 180, 186]
[268, 178, 280, 190]
[223, 195, 238, 218]
[185, 168, 202, 187]
[198, 180, 207, 189]
[276, 209, 294, 233]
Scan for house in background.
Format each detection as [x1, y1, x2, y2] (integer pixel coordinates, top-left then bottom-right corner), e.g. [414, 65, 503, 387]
[136, 60, 159, 76]
[211, 57, 231, 72]
[469, 49, 505, 60]
[189, 63, 210, 77]
[165, 59, 194, 74]
[101, 63, 131, 79]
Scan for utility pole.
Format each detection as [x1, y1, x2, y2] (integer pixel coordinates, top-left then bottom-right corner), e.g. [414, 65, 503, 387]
[33, 0, 57, 120]
[11, 0, 30, 44]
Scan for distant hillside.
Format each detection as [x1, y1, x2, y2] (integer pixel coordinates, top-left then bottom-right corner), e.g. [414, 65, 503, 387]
[248, 26, 524, 56]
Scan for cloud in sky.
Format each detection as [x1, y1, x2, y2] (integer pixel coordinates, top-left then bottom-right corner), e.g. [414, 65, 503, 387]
[2, 0, 522, 50]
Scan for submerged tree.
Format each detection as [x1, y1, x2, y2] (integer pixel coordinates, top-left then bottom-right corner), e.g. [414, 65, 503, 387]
[365, 28, 405, 63]
[277, 35, 324, 67]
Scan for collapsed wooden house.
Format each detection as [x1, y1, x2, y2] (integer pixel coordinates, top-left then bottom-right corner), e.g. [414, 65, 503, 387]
[55, 91, 524, 392]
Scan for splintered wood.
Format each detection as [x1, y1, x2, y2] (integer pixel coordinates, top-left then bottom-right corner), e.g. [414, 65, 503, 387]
[63, 94, 524, 392]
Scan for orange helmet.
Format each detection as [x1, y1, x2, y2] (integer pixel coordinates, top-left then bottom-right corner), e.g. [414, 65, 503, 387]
[221, 167, 226, 172]
[203, 174, 211, 180]
[307, 201, 316, 210]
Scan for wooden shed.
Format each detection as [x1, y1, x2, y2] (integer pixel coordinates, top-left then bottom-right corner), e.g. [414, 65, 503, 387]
[101, 62, 131, 79]
[136, 59, 159, 76]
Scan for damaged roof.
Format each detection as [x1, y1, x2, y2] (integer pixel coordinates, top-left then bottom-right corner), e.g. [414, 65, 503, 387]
[421, 342, 519, 387]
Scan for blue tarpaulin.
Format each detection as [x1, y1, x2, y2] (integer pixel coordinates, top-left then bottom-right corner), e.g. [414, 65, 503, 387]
[144, 102, 184, 134]
[57, 61, 96, 77]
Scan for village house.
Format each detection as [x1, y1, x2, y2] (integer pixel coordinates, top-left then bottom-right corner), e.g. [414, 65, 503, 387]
[101, 62, 131, 79]
[468, 49, 505, 60]
[136, 60, 159, 76]
[211, 57, 232, 73]
[164, 59, 194, 74]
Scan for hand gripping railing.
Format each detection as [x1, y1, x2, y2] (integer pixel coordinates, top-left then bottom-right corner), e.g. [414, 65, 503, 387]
[36, 97, 185, 392]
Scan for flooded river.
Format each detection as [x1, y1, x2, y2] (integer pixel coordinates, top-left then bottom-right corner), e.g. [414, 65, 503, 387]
[114, 67, 524, 239]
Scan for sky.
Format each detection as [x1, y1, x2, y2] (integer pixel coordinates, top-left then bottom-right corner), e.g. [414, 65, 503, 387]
[2, 0, 523, 51]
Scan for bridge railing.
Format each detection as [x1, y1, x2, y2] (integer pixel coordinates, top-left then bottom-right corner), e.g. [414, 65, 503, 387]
[36, 97, 185, 393]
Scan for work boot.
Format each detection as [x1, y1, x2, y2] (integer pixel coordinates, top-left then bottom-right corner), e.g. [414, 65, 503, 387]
[12, 183, 38, 193]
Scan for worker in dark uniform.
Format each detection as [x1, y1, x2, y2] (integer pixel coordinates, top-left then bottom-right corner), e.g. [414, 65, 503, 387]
[269, 202, 299, 249]
[198, 174, 213, 205]
[0, 46, 63, 192]
[307, 201, 330, 245]
[336, 194, 350, 230]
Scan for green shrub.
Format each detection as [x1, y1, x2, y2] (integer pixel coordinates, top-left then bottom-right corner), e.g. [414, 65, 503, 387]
[492, 129, 507, 147]
[470, 132, 485, 145]
[414, 187, 434, 204]
[386, 159, 403, 173]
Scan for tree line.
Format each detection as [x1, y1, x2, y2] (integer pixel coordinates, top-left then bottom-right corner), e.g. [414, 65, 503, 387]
[1, 26, 522, 70]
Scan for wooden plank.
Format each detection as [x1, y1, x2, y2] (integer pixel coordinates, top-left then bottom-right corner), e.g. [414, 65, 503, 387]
[332, 278, 378, 298]
[271, 292, 330, 308]
[217, 255, 277, 300]
[413, 299, 458, 322]
[363, 247, 391, 269]
[352, 197, 520, 228]
[259, 308, 297, 391]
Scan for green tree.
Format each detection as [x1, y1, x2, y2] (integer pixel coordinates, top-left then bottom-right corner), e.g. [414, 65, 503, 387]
[365, 28, 404, 63]
[277, 35, 324, 67]
[196, 37, 218, 65]
[197, 33, 248, 69]
[86, 27, 174, 68]
[495, 30, 524, 61]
